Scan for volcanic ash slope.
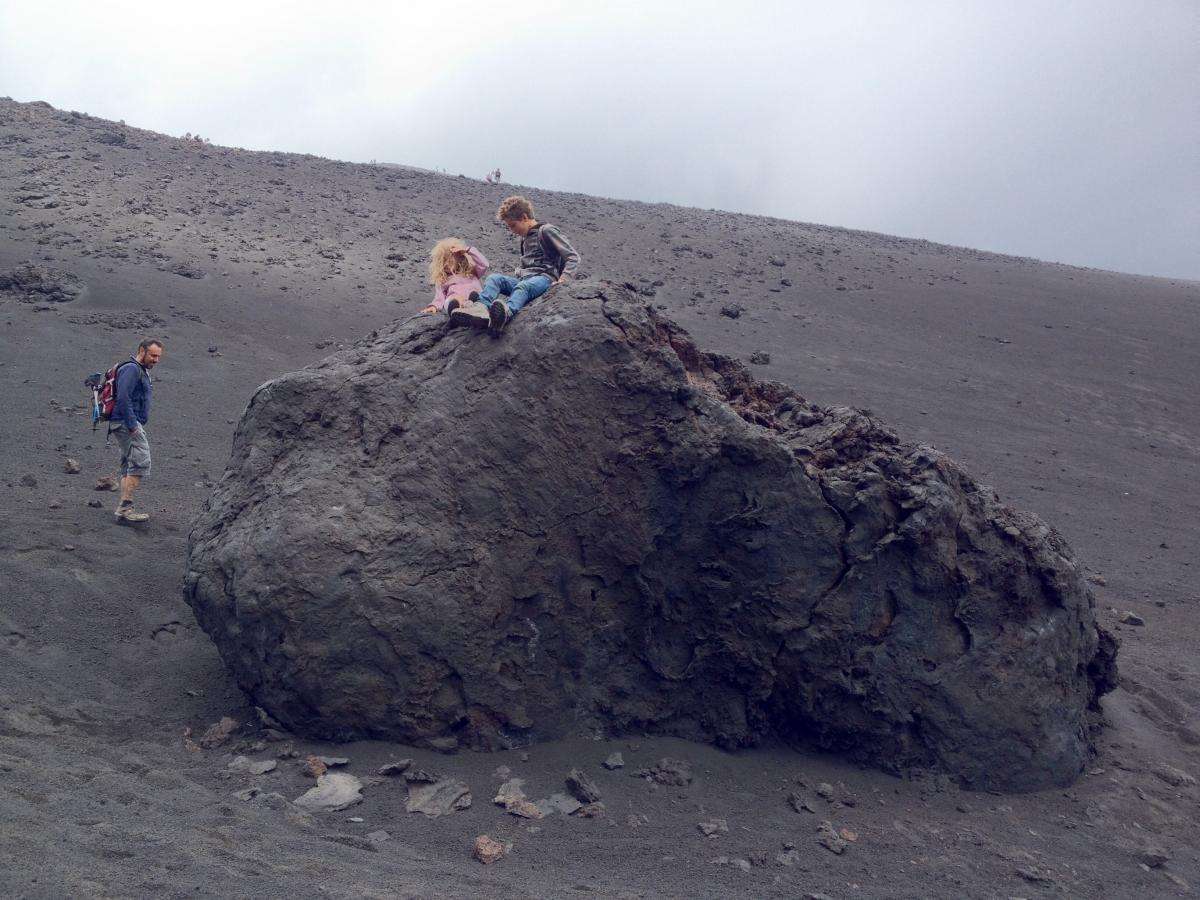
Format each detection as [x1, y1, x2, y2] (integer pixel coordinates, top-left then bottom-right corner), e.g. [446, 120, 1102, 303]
[185, 282, 1117, 791]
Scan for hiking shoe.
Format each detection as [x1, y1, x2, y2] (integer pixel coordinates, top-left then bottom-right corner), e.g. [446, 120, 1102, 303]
[488, 299, 510, 335]
[468, 290, 481, 304]
[444, 298, 461, 317]
[450, 301, 490, 329]
[115, 505, 150, 524]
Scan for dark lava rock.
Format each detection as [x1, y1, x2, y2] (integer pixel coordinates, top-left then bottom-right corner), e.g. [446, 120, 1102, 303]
[184, 281, 1116, 791]
[0, 263, 86, 303]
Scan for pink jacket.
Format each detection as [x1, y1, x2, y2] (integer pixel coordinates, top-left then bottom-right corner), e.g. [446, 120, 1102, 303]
[432, 247, 489, 311]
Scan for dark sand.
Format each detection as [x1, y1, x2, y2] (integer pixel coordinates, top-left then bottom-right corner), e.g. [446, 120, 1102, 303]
[1, 98, 1197, 898]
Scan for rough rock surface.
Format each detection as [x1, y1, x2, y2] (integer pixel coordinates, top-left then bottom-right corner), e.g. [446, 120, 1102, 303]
[185, 282, 1117, 791]
[0, 262, 86, 303]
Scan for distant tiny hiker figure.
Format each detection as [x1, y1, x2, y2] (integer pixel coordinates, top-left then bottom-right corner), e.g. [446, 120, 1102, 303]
[110, 338, 163, 524]
[470, 195, 580, 336]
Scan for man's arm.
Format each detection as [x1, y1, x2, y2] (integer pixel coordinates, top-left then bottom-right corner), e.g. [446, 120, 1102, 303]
[114, 363, 140, 431]
[542, 226, 580, 281]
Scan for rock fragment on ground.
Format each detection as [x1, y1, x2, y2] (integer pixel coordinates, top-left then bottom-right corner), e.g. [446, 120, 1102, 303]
[198, 717, 238, 748]
[406, 778, 471, 817]
[698, 818, 728, 837]
[293, 773, 363, 812]
[816, 820, 847, 854]
[635, 758, 692, 787]
[473, 835, 508, 865]
[603, 752, 624, 770]
[227, 755, 277, 775]
[377, 759, 412, 777]
[566, 768, 601, 803]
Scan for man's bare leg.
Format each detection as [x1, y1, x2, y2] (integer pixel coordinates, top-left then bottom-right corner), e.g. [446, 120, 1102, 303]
[120, 474, 141, 505]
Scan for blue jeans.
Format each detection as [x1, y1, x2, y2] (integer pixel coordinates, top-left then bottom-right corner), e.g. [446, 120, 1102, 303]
[478, 273, 553, 317]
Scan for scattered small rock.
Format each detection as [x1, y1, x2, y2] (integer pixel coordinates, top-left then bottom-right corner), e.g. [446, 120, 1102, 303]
[63, 458, 82, 474]
[494, 779, 543, 819]
[19, 474, 37, 488]
[1016, 865, 1055, 885]
[776, 849, 803, 867]
[574, 801, 605, 818]
[293, 773, 363, 812]
[1152, 763, 1196, 787]
[198, 717, 238, 749]
[634, 758, 692, 786]
[1119, 611, 1146, 627]
[749, 351, 771, 365]
[1139, 846, 1170, 868]
[366, 830, 390, 845]
[406, 778, 471, 817]
[318, 756, 349, 767]
[748, 849, 769, 867]
[87, 499, 103, 508]
[719, 304, 744, 319]
[815, 782, 836, 801]
[698, 818, 729, 837]
[535, 793, 583, 817]
[788, 791, 816, 814]
[303, 755, 328, 778]
[378, 759, 412, 777]
[816, 820, 847, 854]
[232, 787, 288, 808]
[227, 755, 277, 776]
[473, 835, 508, 865]
[94, 475, 119, 491]
[566, 768, 601, 803]
[603, 752, 625, 770]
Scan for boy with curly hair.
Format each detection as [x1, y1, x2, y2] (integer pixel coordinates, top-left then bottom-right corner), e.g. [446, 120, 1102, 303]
[462, 195, 581, 335]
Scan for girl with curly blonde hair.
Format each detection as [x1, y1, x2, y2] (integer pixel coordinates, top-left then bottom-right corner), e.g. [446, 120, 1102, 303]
[422, 238, 490, 320]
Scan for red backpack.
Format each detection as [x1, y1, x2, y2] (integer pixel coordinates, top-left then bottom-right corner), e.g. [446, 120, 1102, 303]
[85, 360, 135, 429]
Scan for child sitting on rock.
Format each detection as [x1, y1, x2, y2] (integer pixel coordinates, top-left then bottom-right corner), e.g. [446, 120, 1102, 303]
[469, 195, 581, 335]
[422, 239, 490, 327]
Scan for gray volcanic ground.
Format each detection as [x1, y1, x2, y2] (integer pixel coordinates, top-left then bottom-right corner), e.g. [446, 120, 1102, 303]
[1, 98, 1198, 898]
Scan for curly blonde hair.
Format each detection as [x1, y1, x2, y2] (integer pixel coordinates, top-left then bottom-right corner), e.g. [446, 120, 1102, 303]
[428, 238, 474, 286]
[497, 195, 534, 223]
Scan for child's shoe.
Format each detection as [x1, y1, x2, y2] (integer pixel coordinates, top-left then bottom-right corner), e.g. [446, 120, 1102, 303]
[445, 298, 462, 316]
[488, 300, 510, 335]
[450, 301, 490, 329]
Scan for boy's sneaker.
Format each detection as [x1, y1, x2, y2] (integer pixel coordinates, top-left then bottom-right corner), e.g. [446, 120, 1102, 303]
[445, 298, 462, 316]
[450, 301, 490, 329]
[488, 300, 510, 335]
[115, 505, 150, 524]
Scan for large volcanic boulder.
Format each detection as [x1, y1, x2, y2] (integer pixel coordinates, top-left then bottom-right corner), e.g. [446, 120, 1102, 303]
[185, 282, 1116, 791]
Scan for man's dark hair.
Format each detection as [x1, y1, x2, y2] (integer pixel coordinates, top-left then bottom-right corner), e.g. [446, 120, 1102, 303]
[138, 338, 164, 352]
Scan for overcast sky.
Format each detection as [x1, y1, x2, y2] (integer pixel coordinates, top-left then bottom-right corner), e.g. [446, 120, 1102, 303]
[2, 1, 1196, 279]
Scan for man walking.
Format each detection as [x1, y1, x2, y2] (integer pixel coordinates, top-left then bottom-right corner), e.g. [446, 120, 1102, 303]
[110, 338, 162, 524]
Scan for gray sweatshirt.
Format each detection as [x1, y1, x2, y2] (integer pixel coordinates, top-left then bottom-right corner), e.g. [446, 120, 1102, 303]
[517, 223, 581, 280]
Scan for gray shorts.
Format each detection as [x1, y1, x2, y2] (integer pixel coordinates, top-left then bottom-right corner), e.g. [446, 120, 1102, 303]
[112, 424, 151, 477]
